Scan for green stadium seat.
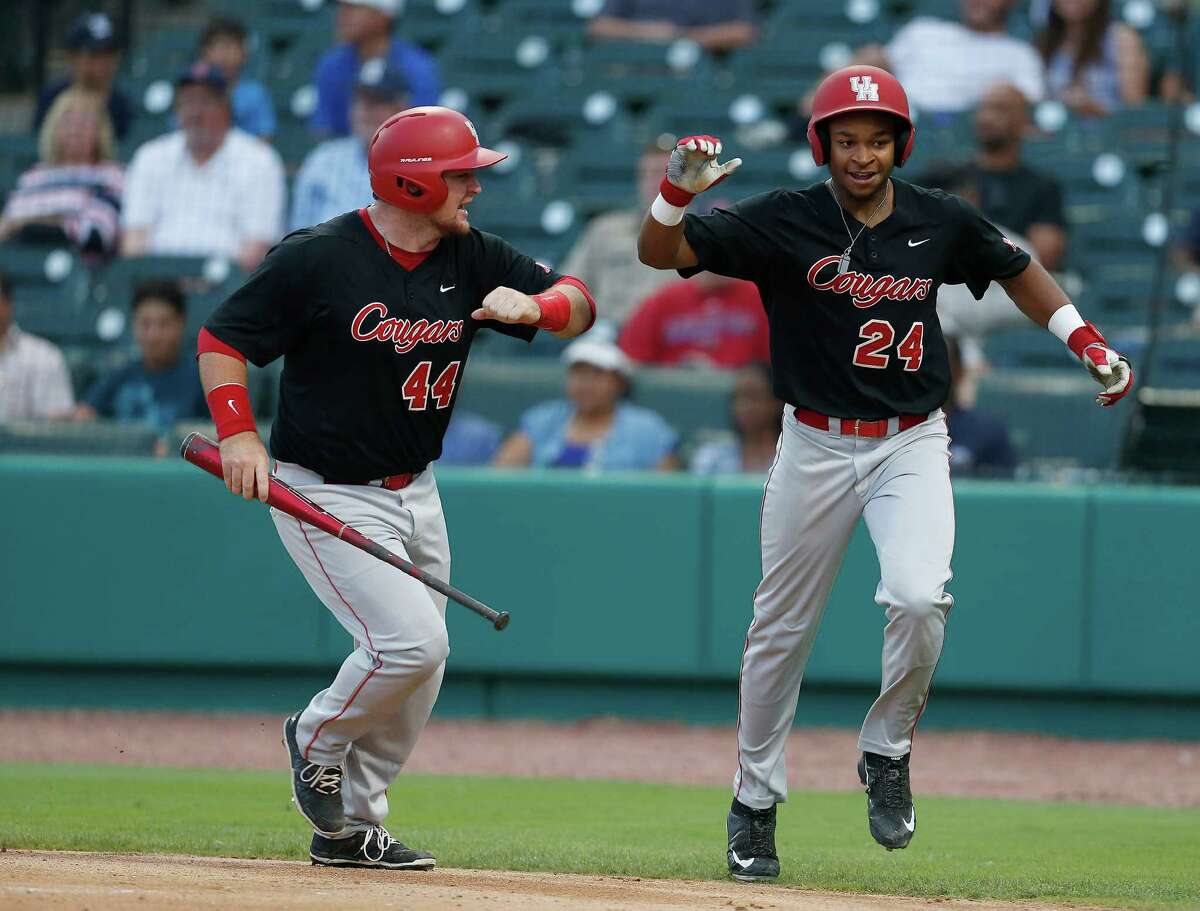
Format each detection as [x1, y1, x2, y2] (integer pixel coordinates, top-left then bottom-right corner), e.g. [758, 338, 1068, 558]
[561, 39, 717, 106]
[0, 244, 94, 345]
[974, 369, 1125, 469]
[454, 357, 734, 438]
[91, 255, 247, 347]
[438, 25, 564, 103]
[0, 420, 161, 456]
[0, 133, 38, 206]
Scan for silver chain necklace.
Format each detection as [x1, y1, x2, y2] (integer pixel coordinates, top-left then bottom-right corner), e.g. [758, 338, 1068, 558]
[826, 178, 889, 275]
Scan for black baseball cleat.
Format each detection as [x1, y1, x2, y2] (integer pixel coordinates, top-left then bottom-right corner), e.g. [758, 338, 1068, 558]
[310, 825, 436, 870]
[283, 712, 346, 837]
[861, 751, 915, 850]
[726, 798, 780, 882]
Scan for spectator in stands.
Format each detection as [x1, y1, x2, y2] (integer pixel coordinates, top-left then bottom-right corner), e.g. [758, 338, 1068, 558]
[290, 60, 409, 231]
[919, 161, 1034, 397]
[74, 279, 206, 442]
[970, 83, 1067, 271]
[0, 269, 75, 422]
[561, 143, 679, 325]
[438, 412, 503, 465]
[492, 336, 679, 471]
[1036, 0, 1148, 116]
[689, 362, 782, 475]
[121, 63, 285, 272]
[311, 0, 440, 138]
[1, 90, 123, 258]
[198, 17, 276, 139]
[33, 12, 131, 142]
[619, 272, 769, 368]
[587, 0, 757, 51]
[843, 0, 1043, 114]
[944, 337, 1016, 477]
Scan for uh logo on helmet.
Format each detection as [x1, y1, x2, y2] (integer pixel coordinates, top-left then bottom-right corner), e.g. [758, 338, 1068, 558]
[806, 65, 916, 168]
[368, 106, 506, 214]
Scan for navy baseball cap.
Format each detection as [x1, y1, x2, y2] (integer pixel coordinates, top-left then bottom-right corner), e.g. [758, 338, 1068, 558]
[355, 58, 410, 102]
[65, 12, 120, 52]
[175, 62, 229, 95]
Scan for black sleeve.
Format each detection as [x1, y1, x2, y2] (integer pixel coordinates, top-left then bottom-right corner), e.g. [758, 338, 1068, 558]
[204, 233, 317, 367]
[942, 195, 1032, 300]
[678, 191, 783, 282]
[1030, 176, 1066, 228]
[477, 231, 564, 341]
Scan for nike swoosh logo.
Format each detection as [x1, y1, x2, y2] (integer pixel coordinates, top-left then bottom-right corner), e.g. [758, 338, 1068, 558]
[227, 399, 240, 415]
[902, 810, 915, 832]
[440, 284, 456, 292]
[907, 238, 930, 247]
[728, 848, 753, 869]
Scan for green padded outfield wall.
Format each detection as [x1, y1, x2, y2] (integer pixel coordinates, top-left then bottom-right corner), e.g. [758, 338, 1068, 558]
[1, 457, 1197, 736]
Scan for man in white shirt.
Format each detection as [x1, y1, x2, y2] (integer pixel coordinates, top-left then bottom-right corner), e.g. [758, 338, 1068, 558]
[289, 59, 409, 231]
[849, 0, 1043, 114]
[121, 63, 285, 272]
[0, 270, 75, 422]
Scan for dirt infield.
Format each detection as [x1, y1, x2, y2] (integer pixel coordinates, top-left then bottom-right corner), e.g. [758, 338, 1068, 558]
[0, 852, 1120, 911]
[4, 709, 1197, 806]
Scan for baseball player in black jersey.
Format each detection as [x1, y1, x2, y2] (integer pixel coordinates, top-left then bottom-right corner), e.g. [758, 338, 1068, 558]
[197, 106, 595, 869]
[638, 66, 1132, 881]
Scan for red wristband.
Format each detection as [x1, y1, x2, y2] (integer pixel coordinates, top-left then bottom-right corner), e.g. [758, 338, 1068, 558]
[532, 288, 571, 332]
[1066, 321, 1106, 361]
[206, 383, 256, 440]
[658, 176, 695, 208]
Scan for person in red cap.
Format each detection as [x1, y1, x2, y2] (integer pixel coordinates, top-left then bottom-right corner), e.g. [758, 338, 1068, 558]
[197, 106, 596, 870]
[638, 66, 1132, 879]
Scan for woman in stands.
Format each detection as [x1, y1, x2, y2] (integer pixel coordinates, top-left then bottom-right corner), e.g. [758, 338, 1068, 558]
[0, 89, 124, 259]
[1036, 0, 1148, 115]
[689, 362, 782, 475]
[492, 335, 679, 471]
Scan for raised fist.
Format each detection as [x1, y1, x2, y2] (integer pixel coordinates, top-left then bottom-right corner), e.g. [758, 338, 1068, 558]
[665, 135, 742, 197]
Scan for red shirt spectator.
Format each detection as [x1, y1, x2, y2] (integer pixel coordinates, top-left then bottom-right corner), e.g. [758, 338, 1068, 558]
[619, 275, 769, 368]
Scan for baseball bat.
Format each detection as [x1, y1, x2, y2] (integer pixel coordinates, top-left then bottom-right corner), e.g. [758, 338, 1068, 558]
[179, 432, 509, 631]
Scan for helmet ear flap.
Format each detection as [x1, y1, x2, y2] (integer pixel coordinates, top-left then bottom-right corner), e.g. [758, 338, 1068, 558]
[816, 123, 831, 165]
[894, 122, 913, 167]
[397, 177, 425, 199]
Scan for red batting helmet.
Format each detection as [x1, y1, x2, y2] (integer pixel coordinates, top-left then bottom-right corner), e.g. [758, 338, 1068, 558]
[368, 106, 506, 214]
[807, 66, 915, 168]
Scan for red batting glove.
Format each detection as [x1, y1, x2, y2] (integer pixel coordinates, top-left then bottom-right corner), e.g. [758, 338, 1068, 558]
[1067, 322, 1134, 407]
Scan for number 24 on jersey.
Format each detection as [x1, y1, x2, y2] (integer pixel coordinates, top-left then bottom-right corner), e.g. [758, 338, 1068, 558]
[853, 320, 924, 371]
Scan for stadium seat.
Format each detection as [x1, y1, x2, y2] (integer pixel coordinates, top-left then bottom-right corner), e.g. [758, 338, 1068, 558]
[437, 25, 565, 103]
[0, 420, 161, 457]
[974, 369, 1126, 469]
[560, 39, 717, 106]
[455, 358, 735, 440]
[0, 133, 38, 206]
[0, 244, 94, 345]
[91, 255, 246, 348]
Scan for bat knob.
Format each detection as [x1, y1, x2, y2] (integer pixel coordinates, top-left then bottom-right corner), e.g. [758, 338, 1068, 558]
[493, 611, 510, 632]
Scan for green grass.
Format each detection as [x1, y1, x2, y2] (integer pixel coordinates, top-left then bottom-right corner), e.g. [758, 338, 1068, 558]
[1, 764, 1197, 909]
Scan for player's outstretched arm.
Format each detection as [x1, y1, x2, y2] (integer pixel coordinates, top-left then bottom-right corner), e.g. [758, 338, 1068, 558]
[638, 135, 741, 271]
[471, 280, 594, 339]
[1000, 261, 1134, 407]
[198, 349, 271, 501]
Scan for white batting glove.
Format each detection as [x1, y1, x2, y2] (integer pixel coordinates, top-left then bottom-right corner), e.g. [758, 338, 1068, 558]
[663, 134, 742, 199]
[471, 287, 540, 325]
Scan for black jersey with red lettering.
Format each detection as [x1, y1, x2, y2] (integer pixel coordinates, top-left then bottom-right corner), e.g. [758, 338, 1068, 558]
[680, 178, 1030, 419]
[205, 210, 561, 480]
